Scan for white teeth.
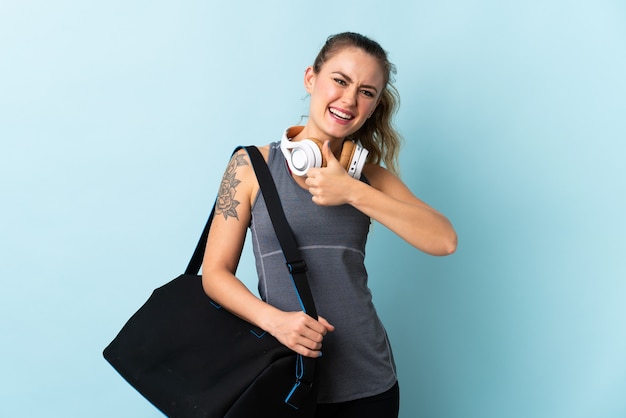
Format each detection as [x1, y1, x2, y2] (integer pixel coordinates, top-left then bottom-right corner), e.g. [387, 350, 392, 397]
[330, 108, 353, 120]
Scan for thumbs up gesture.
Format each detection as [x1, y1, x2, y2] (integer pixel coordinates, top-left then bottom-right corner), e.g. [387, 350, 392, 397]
[305, 140, 354, 206]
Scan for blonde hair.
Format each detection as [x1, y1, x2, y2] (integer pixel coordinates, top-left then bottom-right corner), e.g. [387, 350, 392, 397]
[312, 32, 403, 174]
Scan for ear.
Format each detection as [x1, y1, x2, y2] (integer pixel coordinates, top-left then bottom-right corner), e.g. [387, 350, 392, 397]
[304, 66, 316, 94]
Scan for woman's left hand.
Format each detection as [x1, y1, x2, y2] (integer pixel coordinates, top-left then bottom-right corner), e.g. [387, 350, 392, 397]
[305, 140, 355, 206]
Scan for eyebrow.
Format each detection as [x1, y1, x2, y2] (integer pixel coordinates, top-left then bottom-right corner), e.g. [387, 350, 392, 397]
[332, 71, 379, 94]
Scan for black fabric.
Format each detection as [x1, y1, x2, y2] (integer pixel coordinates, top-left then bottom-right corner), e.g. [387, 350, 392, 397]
[103, 146, 317, 417]
[314, 383, 399, 418]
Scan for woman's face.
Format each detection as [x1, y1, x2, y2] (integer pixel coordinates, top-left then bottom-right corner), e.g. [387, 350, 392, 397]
[304, 47, 384, 143]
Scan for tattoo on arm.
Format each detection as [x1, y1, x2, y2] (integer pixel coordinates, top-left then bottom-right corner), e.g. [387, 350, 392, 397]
[216, 153, 249, 220]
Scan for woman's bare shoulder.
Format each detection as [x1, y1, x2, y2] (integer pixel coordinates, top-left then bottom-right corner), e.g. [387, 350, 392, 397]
[362, 162, 393, 183]
[226, 144, 272, 206]
[228, 144, 271, 164]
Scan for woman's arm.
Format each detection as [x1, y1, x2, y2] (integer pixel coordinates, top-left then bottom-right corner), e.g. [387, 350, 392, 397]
[305, 141, 457, 256]
[202, 148, 333, 358]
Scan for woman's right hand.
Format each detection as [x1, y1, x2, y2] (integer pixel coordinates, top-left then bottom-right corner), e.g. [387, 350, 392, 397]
[266, 311, 335, 358]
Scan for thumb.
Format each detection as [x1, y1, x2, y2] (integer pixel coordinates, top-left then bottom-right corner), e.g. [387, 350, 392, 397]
[318, 315, 335, 333]
[322, 140, 338, 166]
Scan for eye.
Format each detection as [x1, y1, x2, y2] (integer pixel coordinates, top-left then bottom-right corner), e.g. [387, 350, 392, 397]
[334, 78, 347, 86]
[360, 89, 375, 98]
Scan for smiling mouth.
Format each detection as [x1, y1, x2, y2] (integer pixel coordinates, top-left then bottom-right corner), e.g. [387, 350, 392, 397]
[329, 107, 354, 121]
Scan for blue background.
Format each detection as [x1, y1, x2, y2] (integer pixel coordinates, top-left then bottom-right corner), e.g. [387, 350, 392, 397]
[1, 1, 625, 417]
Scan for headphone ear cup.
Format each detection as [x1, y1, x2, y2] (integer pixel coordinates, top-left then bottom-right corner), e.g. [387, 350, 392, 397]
[341, 141, 368, 179]
[283, 138, 324, 176]
[306, 137, 326, 166]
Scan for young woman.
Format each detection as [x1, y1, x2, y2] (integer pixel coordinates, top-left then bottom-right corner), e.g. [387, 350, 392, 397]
[202, 32, 457, 418]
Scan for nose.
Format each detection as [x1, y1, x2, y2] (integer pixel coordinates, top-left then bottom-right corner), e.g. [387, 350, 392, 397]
[340, 86, 358, 107]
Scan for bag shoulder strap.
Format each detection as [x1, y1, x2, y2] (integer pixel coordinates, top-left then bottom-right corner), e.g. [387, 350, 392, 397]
[245, 146, 318, 319]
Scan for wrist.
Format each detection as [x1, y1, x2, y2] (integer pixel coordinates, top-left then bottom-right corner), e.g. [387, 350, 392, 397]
[346, 177, 369, 208]
[257, 304, 283, 335]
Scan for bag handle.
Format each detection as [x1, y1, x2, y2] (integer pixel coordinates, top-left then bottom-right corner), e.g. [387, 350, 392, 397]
[184, 146, 317, 408]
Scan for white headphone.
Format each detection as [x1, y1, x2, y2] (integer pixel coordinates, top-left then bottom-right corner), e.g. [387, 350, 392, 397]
[280, 126, 369, 179]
